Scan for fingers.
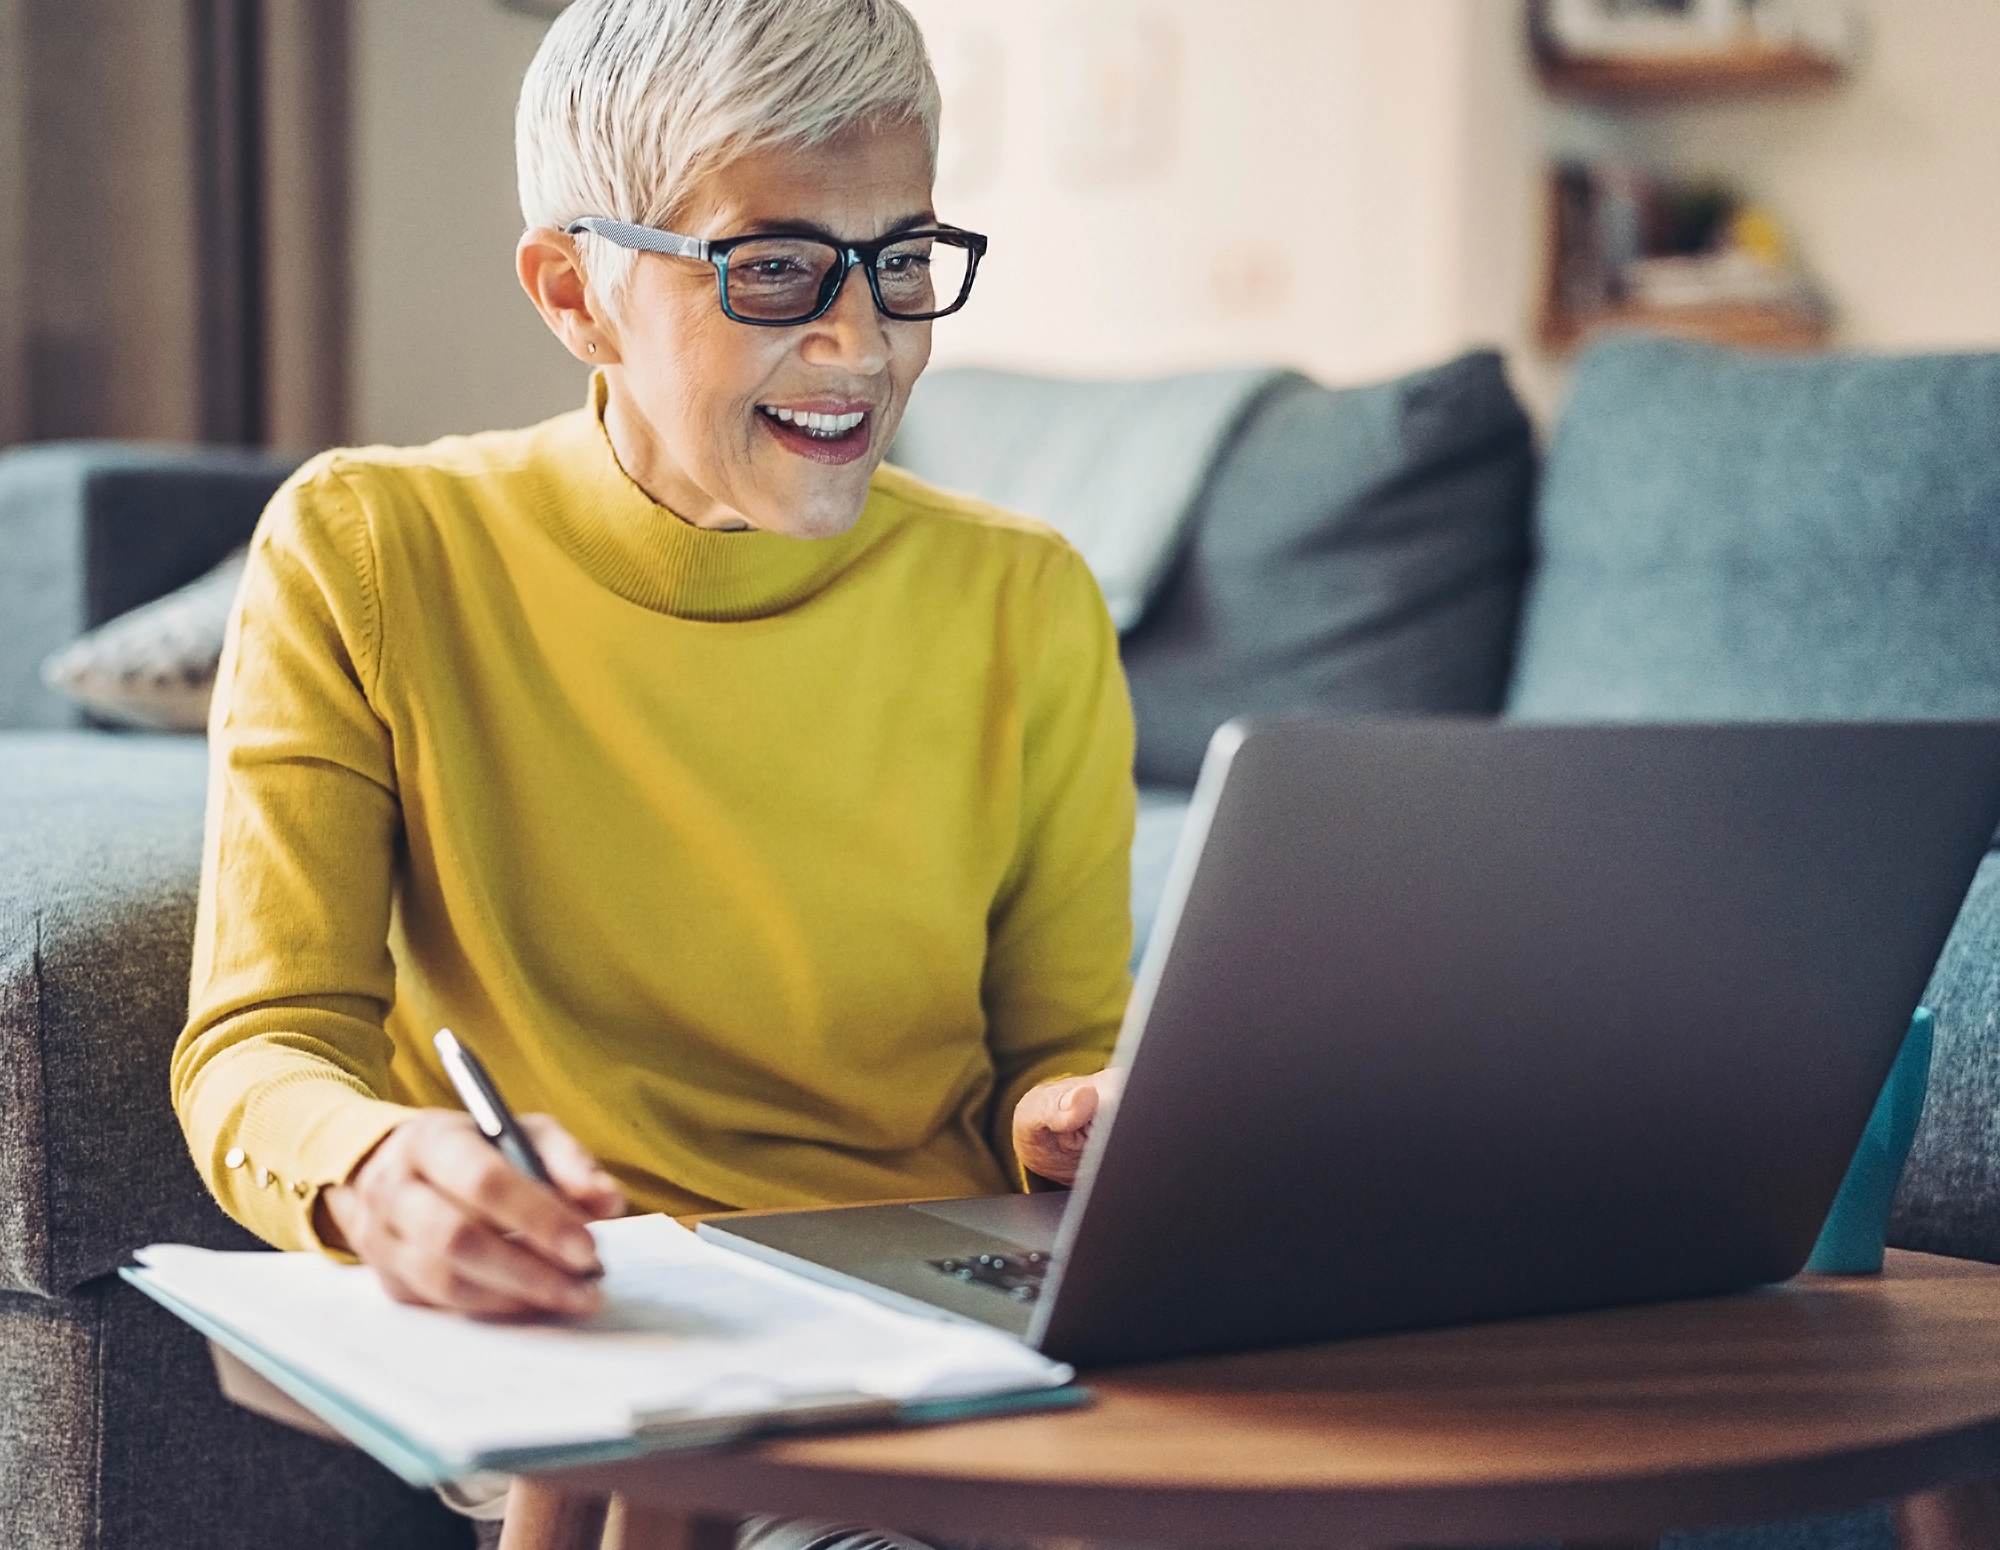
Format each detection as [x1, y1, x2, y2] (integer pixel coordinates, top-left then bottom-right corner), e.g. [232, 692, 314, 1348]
[333, 1111, 614, 1319]
[1013, 1070, 1123, 1187]
[1023, 1075, 1097, 1135]
[1016, 1127, 1088, 1186]
[376, 1179, 602, 1317]
[1051, 1079, 1099, 1131]
[414, 1119, 603, 1278]
[520, 1113, 627, 1220]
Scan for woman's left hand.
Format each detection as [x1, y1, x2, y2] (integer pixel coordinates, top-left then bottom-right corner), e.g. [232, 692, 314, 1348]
[1013, 1068, 1125, 1186]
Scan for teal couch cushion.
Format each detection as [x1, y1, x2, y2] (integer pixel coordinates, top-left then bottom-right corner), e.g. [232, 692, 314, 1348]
[1509, 335, 2000, 721]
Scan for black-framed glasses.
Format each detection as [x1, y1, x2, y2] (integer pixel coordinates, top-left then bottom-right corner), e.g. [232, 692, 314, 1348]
[564, 217, 987, 327]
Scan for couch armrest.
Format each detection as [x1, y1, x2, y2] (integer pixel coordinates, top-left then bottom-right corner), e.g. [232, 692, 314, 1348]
[0, 442, 300, 729]
[0, 731, 259, 1298]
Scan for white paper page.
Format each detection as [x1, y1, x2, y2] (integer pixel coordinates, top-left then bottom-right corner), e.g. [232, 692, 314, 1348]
[135, 1215, 1068, 1466]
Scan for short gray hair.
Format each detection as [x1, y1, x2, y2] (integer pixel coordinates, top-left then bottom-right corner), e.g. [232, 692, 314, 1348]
[517, 0, 941, 303]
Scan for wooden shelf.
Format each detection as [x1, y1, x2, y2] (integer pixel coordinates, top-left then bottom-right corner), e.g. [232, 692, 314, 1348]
[1528, 12, 1849, 356]
[1536, 42, 1844, 101]
[1539, 299, 1833, 356]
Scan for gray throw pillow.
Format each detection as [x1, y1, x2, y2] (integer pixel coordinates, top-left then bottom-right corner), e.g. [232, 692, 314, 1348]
[1120, 351, 1536, 788]
[40, 547, 246, 733]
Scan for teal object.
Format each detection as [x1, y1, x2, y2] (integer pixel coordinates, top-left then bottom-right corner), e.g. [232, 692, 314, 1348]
[1805, 1007, 1936, 1275]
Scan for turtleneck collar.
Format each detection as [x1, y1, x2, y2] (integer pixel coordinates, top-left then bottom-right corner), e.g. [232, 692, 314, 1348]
[528, 372, 880, 622]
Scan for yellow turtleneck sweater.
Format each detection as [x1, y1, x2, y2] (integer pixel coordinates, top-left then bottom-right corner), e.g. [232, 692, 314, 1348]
[174, 378, 1135, 1253]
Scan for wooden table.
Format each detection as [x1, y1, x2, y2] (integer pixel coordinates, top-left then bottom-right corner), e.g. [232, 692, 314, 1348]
[496, 1250, 2000, 1550]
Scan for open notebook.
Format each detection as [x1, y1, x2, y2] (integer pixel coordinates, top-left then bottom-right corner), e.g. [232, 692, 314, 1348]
[123, 1214, 1081, 1487]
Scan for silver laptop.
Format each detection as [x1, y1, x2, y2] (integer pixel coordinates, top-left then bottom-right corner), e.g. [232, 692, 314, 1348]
[700, 718, 2000, 1366]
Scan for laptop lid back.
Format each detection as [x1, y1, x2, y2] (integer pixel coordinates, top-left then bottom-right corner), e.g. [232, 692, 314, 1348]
[1030, 719, 2000, 1365]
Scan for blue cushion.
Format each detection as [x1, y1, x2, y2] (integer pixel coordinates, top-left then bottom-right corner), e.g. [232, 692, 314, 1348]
[1509, 335, 2000, 721]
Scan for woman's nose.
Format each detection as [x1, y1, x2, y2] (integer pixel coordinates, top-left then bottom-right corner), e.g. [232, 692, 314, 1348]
[802, 262, 893, 373]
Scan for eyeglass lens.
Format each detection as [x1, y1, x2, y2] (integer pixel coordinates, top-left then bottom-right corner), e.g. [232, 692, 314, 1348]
[722, 235, 974, 322]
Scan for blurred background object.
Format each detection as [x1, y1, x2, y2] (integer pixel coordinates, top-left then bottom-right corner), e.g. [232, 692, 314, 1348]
[0, 0, 349, 451]
[1532, 0, 1855, 352]
[1538, 0, 1860, 72]
[0, 0, 1996, 447]
[1543, 159, 1832, 351]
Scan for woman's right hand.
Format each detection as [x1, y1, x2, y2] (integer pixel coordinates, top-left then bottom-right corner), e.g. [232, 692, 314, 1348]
[317, 1110, 626, 1318]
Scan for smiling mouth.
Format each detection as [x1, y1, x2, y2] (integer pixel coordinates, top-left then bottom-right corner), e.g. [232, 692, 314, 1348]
[755, 403, 873, 466]
[757, 405, 867, 440]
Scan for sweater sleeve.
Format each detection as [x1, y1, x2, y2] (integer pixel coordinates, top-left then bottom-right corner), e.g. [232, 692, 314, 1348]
[981, 546, 1137, 1182]
[172, 460, 419, 1253]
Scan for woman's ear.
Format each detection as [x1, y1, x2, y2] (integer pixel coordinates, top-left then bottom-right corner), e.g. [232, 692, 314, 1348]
[517, 228, 623, 365]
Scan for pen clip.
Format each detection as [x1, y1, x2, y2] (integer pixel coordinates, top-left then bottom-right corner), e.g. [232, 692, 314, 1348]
[434, 1029, 506, 1139]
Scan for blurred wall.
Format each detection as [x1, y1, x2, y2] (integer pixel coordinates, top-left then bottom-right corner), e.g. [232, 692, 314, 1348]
[349, 0, 586, 446]
[900, 0, 1513, 386]
[342, 0, 2000, 449]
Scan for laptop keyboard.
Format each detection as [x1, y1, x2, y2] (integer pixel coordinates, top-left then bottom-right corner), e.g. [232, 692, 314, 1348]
[926, 1250, 1050, 1302]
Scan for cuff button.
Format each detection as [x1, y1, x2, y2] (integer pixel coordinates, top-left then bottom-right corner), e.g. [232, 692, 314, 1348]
[224, 1148, 246, 1170]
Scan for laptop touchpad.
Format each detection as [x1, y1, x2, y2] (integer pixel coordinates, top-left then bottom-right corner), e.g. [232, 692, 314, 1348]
[911, 1193, 1067, 1252]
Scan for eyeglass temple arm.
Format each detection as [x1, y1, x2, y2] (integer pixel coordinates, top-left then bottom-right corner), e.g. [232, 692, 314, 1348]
[565, 217, 710, 262]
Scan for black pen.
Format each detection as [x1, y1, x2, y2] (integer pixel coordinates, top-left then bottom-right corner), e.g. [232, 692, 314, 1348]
[433, 1027, 553, 1185]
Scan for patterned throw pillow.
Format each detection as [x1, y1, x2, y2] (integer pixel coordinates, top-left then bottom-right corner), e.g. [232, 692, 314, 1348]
[40, 548, 247, 733]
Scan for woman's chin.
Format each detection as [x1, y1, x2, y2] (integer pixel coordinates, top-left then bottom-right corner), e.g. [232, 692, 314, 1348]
[747, 481, 873, 541]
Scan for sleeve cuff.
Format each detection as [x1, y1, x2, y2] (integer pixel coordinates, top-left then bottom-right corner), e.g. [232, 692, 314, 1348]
[221, 1093, 417, 1255]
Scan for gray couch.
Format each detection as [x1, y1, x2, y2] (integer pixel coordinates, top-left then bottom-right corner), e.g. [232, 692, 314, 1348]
[5, 334, 2000, 1550]
[0, 450, 475, 1549]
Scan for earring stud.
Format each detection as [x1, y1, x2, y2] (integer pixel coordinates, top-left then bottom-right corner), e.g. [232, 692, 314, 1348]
[587, 342, 598, 355]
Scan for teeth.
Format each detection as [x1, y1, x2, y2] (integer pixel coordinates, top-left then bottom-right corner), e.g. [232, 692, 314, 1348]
[761, 406, 866, 438]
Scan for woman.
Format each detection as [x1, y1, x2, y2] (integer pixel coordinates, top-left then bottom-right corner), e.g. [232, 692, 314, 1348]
[172, 0, 1131, 1536]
